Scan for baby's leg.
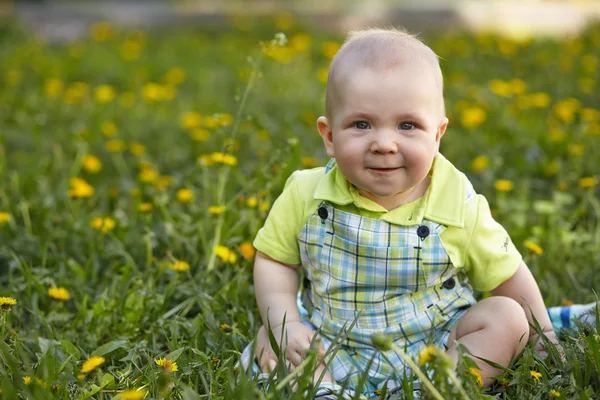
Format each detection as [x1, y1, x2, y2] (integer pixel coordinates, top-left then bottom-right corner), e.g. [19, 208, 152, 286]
[254, 325, 334, 384]
[446, 296, 529, 386]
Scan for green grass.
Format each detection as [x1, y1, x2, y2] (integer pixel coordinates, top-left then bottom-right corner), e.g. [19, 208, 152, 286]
[0, 15, 599, 399]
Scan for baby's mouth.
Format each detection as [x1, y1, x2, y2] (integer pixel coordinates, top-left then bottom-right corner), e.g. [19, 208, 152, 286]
[368, 167, 402, 173]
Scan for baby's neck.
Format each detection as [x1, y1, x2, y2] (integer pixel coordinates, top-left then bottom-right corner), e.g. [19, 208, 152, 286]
[359, 177, 430, 211]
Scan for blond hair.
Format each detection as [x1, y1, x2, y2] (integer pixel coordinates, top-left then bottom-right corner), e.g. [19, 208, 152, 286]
[325, 28, 445, 118]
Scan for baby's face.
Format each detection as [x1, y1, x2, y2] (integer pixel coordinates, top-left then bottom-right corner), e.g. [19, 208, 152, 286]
[319, 64, 448, 208]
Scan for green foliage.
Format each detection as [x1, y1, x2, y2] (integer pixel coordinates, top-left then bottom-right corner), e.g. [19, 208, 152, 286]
[0, 15, 599, 399]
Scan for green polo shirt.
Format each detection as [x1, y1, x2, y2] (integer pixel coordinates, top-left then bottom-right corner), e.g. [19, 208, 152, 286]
[253, 153, 522, 291]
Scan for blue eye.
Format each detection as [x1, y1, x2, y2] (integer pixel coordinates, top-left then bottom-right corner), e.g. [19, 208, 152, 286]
[399, 122, 415, 130]
[354, 121, 370, 130]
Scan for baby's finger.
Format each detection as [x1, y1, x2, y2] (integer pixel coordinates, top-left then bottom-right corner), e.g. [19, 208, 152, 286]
[285, 349, 304, 367]
[268, 359, 277, 373]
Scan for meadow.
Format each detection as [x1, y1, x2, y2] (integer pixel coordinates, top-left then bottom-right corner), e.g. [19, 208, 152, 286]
[0, 13, 599, 399]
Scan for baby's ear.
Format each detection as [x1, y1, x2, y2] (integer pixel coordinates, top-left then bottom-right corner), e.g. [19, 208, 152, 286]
[317, 116, 335, 157]
[436, 117, 449, 143]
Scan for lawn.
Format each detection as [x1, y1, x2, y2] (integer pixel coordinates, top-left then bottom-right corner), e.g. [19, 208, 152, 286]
[0, 13, 599, 399]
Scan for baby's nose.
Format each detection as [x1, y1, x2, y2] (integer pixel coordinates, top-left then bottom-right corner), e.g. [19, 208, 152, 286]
[370, 129, 399, 153]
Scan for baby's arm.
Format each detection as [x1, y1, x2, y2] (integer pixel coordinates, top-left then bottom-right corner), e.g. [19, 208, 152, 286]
[491, 261, 558, 350]
[254, 251, 324, 368]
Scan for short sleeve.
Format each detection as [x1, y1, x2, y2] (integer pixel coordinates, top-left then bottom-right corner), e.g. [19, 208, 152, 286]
[464, 195, 522, 291]
[253, 172, 305, 265]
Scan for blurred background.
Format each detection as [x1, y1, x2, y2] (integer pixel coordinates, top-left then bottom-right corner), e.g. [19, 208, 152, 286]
[4, 0, 600, 43]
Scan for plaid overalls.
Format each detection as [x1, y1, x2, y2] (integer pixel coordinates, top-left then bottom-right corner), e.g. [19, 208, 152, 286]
[295, 161, 477, 395]
[242, 161, 477, 397]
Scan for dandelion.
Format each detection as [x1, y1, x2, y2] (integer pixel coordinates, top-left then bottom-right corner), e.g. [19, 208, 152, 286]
[80, 356, 105, 374]
[548, 128, 566, 143]
[23, 376, 32, 385]
[45, 78, 64, 97]
[524, 240, 543, 255]
[138, 168, 158, 184]
[181, 112, 202, 129]
[191, 129, 210, 141]
[531, 92, 551, 108]
[246, 197, 258, 208]
[322, 41, 341, 59]
[530, 370, 542, 382]
[220, 322, 231, 332]
[0, 297, 17, 311]
[0, 212, 11, 226]
[208, 205, 226, 215]
[154, 175, 173, 190]
[142, 82, 164, 102]
[106, 140, 126, 153]
[568, 144, 585, 156]
[48, 287, 70, 301]
[461, 106, 487, 129]
[154, 357, 178, 372]
[545, 160, 560, 177]
[120, 40, 141, 61]
[418, 345, 438, 366]
[164, 67, 186, 85]
[549, 389, 561, 399]
[317, 67, 329, 84]
[470, 155, 489, 173]
[90, 217, 116, 233]
[68, 177, 94, 198]
[301, 157, 319, 168]
[94, 84, 116, 104]
[120, 388, 148, 400]
[176, 188, 194, 203]
[35, 378, 46, 388]
[239, 242, 256, 260]
[259, 201, 271, 211]
[102, 121, 118, 137]
[211, 152, 237, 166]
[579, 177, 598, 188]
[215, 245, 237, 264]
[468, 368, 483, 387]
[138, 202, 152, 213]
[90, 22, 113, 41]
[168, 261, 190, 272]
[129, 142, 146, 156]
[494, 179, 514, 192]
[581, 108, 599, 122]
[489, 79, 512, 97]
[82, 155, 102, 173]
[289, 33, 311, 52]
[198, 154, 215, 166]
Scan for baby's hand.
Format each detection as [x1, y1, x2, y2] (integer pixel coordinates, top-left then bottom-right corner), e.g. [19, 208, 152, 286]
[254, 322, 325, 372]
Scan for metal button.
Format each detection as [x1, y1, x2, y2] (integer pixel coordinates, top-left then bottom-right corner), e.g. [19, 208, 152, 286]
[318, 207, 328, 220]
[442, 277, 456, 290]
[417, 225, 430, 239]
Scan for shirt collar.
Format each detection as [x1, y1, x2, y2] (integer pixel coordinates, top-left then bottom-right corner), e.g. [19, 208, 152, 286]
[313, 153, 466, 227]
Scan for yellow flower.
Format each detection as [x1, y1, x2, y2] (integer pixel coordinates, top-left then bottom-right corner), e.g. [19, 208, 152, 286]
[259, 201, 270, 211]
[508, 78, 527, 95]
[48, 287, 70, 301]
[215, 245, 237, 263]
[102, 121, 118, 137]
[164, 67, 186, 85]
[138, 168, 158, 183]
[0, 296, 17, 310]
[569, 144, 585, 156]
[176, 188, 194, 203]
[468, 367, 483, 387]
[23, 376, 32, 385]
[120, 40, 141, 61]
[154, 175, 173, 190]
[138, 202, 152, 212]
[142, 82, 165, 102]
[554, 98, 581, 124]
[530, 370, 542, 382]
[208, 205, 227, 215]
[45, 78, 64, 97]
[322, 41, 341, 59]
[90, 22, 113, 41]
[579, 176, 598, 188]
[220, 322, 231, 332]
[106, 140, 126, 153]
[246, 197, 258, 208]
[198, 154, 214, 166]
[494, 179, 514, 192]
[489, 79, 512, 97]
[191, 129, 210, 142]
[301, 157, 319, 168]
[90, 217, 116, 233]
[94, 85, 116, 104]
[82, 155, 102, 173]
[0, 212, 11, 226]
[549, 389, 561, 399]
[461, 106, 487, 129]
[418, 345, 438, 366]
[64, 82, 89, 104]
[523, 240, 543, 255]
[531, 92, 551, 108]
[154, 357, 178, 372]
[80, 356, 105, 374]
[317, 67, 329, 84]
[239, 242, 256, 260]
[470, 155, 489, 173]
[289, 33, 311, 52]
[581, 108, 599, 122]
[129, 142, 146, 157]
[68, 177, 94, 198]
[119, 388, 148, 400]
[548, 128, 566, 143]
[545, 160, 560, 177]
[211, 152, 237, 166]
[181, 112, 202, 130]
[168, 261, 190, 272]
